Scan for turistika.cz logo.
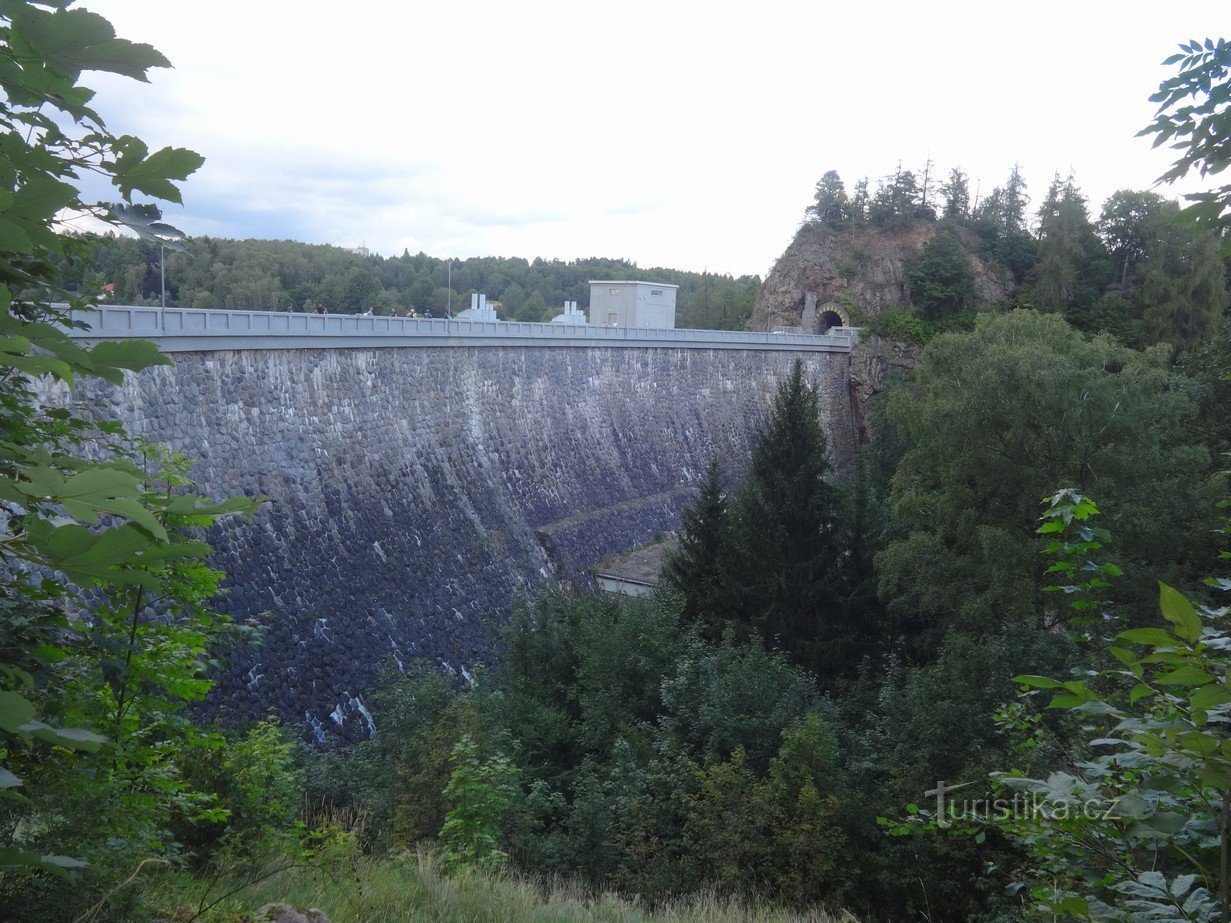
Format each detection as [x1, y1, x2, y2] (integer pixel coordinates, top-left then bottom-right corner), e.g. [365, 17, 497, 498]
[924, 780, 1121, 828]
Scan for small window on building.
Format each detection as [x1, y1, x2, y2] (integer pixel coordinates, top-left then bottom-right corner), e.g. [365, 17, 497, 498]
[650, 289, 663, 296]
[607, 311, 618, 325]
[609, 288, 619, 295]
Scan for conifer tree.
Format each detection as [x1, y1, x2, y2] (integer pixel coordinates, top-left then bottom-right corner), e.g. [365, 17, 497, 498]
[940, 167, 971, 221]
[727, 360, 841, 672]
[805, 170, 851, 229]
[664, 458, 730, 641]
[1026, 173, 1110, 321]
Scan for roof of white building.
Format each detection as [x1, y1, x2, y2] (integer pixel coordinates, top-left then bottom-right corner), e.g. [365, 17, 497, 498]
[588, 280, 680, 289]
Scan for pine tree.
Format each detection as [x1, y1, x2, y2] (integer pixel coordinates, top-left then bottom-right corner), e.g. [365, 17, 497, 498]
[869, 166, 922, 228]
[664, 458, 731, 641]
[727, 360, 841, 671]
[1026, 173, 1110, 321]
[940, 167, 971, 221]
[805, 170, 851, 229]
[849, 177, 871, 225]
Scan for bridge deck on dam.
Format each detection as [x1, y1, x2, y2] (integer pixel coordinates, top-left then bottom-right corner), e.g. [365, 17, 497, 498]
[64, 305, 859, 353]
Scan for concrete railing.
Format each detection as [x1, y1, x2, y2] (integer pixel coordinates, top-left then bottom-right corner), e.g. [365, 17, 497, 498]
[63, 305, 860, 354]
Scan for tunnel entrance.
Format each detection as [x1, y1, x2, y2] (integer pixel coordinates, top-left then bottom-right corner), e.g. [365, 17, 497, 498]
[819, 310, 844, 333]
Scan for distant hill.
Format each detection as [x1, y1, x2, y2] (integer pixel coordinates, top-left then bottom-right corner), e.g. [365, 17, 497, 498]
[58, 235, 761, 331]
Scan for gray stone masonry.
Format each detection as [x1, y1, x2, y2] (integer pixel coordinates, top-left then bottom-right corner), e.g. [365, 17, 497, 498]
[50, 343, 855, 741]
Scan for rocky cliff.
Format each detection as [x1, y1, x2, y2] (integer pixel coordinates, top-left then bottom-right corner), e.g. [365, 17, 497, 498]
[749, 221, 1014, 332]
[749, 220, 1014, 440]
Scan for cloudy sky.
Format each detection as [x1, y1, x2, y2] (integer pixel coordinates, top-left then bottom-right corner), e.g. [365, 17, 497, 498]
[87, 1, 1225, 278]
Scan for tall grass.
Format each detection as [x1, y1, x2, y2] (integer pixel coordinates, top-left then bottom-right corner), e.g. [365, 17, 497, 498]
[143, 850, 857, 923]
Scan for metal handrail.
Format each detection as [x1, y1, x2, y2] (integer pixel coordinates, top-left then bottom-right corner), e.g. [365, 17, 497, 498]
[62, 305, 860, 353]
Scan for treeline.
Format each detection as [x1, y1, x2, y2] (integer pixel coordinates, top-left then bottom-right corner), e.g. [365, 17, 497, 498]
[807, 164, 1229, 348]
[58, 236, 760, 330]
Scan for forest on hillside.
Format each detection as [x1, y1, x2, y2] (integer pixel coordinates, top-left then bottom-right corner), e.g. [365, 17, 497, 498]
[57, 236, 762, 330]
[5, 5, 1231, 923]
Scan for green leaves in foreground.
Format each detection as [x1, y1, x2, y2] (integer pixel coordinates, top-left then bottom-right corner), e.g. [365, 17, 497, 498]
[998, 492, 1231, 921]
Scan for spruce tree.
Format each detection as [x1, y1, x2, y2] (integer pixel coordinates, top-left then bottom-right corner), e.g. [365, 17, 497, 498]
[805, 170, 851, 229]
[727, 360, 841, 672]
[940, 167, 971, 221]
[664, 457, 730, 641]
[1026, 173, 1110, 320]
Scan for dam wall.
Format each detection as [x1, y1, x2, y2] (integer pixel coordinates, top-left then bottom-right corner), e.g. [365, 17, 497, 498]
[55, 307, 857, 740]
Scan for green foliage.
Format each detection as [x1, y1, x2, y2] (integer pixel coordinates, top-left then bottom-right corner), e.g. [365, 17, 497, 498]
[724, 360, 847, 676]
[1024, 174, 1111, 320]
[1139, 37, 1231, 252]
[439, 733, 516, 872]
[681, 717, 848, 906]
[1178, 315, 1231, 458]
[881, 310, 1215, 656]
[862, 307, 933, 344]
[663, 457, 730, 641]
[940, 167, 971, 221]
[868, 166, 924, 229]
[997, 490, 1231, 921]
[178, 718, 305, 861]
[906, 229, 975, 319]
[805, 170, 852, 230]
[0, 3, 262, 915]
[1091, 189, 1227, 348]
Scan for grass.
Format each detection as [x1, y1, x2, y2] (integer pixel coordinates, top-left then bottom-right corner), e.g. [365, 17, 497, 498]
[141, 850, 857, 923]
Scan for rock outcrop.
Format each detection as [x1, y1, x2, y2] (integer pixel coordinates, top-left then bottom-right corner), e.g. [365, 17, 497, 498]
[749, 220, 1014, 441]
[748, 221, 1014, 333]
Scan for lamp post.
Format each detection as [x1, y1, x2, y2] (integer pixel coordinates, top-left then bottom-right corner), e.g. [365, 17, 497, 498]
[108, 203, 185, 332]
[446, 258, 453, 318]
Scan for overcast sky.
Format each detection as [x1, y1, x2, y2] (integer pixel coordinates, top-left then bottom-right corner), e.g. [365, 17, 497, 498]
[86, 1, 1226, 278]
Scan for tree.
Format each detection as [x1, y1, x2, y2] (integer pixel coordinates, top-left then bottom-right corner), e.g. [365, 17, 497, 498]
[1136, 219, 1228, 348]
[805, 170, 851, 229]
[1099, 189, 1168, 286]
[663, 458, 730, 641]
[1094, 190, 1227, 347]
[1139, 37, 1231, 251]
[880, 311, 1214, 659]
[849, 177, 870, 224]
[408, 274, 436, 311]
[1024, 173, 1110, 320]
[998, 493, 1231, 921]
[971, 164, 1037, 281]
[516, 290, 548, 321]
[906, 229, 975, 319]
[940, 167, 971, 221]
[868, 166, 922, 228]
[0, 2, 259, 911]
[725, 360, 842, 672]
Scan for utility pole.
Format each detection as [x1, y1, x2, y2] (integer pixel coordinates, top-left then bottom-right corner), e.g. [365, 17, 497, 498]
[159, 243, 166, 330]
[446, 259, 452, 318]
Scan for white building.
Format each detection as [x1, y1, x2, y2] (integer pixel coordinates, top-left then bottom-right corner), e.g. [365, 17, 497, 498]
[458, 293, 498, 321]
[551, 300, 587, 325]
[587, 280, 678, 329]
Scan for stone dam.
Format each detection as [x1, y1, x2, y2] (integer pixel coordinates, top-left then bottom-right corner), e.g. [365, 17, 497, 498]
[59, 307, 859, 742]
